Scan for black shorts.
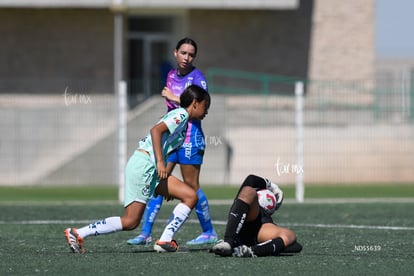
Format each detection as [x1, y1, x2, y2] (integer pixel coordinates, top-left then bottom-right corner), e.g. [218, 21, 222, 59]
[238, 208, 274, 246]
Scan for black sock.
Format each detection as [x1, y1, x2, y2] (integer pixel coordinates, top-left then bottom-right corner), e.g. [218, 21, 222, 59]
[283, 241, 303, 253]
[251, 238, 285, 257]
[223, 199, 249, 247]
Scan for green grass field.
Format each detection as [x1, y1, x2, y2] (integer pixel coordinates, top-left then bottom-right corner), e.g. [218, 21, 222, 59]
[1, 184, 414, 201]
[0, 185, 413, 275]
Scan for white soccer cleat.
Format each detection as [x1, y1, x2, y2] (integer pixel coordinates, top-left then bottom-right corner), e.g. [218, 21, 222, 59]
[64, 228, 85, 254]
[153, 240, 179, 253]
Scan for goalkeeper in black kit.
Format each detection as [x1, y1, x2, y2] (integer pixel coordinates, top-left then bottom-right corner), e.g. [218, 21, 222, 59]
[211, 174, 302, 257]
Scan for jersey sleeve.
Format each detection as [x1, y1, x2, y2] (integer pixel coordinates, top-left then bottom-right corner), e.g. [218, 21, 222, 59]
[162, 108, 188, 134]
[165, 69, 174, 87]
[193, 69, 208, 92]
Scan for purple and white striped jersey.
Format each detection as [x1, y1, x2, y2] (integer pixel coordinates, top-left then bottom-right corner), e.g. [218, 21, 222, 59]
[165, 67, 208, 142]
[165, 67, 208, 111]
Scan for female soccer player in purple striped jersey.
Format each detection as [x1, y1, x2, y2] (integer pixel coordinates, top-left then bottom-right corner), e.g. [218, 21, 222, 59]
[127, 37, 217, 246]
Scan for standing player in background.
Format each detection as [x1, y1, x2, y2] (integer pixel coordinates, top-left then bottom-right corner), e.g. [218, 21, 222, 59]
[127, 37, 217, 246]
[212, 174, 303, 257]
[64, 86, 211, 254]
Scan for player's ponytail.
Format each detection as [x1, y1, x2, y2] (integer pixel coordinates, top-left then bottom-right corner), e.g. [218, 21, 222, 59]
[180, 85, 210, 109]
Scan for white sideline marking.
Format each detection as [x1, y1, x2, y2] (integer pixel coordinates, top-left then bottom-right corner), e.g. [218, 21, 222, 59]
[283, 222, 414, 231]
[1, 219, 413, 231]
[208, 220, 414, 231]
[1, 198, 413, 206]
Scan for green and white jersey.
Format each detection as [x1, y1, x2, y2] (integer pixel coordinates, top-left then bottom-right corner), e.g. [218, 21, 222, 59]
[137, 107, 189, 163]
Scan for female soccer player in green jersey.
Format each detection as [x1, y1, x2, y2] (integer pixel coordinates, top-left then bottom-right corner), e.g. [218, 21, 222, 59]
[64, 85, 210, 254]
[128, 37, 216, 247]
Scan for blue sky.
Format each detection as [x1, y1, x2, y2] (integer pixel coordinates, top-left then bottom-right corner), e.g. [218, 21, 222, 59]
[376, 0, 414, 58]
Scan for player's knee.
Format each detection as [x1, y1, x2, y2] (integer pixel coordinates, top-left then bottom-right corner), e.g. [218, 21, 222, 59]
[121, 217, 139, 230]
[183, 189, 198, 208]
[281, 229, 297, 245]
[182, 175, 200, 190]
[241, 174, 259, 188]
[238, 186, 256, 204]
[189, 190, 198, 207]
[187, 182, 200, 191]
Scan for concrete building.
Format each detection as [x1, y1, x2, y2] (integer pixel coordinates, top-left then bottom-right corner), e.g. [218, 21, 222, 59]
[6, 1, 407, 188]
[0, 0, 375, 98]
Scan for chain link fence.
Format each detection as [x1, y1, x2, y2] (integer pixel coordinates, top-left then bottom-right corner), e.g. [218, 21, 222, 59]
[1, 71, 413, 186]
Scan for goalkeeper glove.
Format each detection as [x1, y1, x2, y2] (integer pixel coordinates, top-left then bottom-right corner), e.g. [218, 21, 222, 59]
[265, 178, 284, 210]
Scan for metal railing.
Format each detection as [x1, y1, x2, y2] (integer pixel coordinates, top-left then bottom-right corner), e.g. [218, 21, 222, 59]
[1, 71, 413, 186]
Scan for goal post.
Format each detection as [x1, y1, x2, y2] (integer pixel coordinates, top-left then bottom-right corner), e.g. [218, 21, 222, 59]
[117, 80, 127, 203]
[295, 81, 305, 203]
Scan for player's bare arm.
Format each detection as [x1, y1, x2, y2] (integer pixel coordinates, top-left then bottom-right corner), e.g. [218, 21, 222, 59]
[150, 122, 169, 179]
[161, 87, 180, 104]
